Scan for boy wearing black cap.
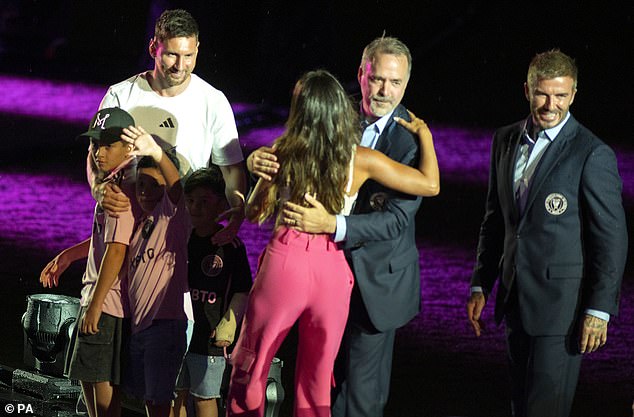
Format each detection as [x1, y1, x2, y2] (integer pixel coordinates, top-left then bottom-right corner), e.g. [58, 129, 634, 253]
[40, 107, 137, 417]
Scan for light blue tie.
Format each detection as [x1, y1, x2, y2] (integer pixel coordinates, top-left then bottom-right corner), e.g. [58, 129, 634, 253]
[514, 134, 535, 215]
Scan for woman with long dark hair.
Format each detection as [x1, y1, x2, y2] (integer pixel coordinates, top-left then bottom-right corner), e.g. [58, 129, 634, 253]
[227, 69, 439, 417]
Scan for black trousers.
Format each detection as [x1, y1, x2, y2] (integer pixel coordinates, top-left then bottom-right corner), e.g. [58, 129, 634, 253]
[504, 298, 583, 417]
[331, 286, 396, 417]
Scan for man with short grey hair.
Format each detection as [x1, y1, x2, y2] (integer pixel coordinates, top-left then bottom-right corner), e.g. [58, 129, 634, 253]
[266, 36, 428, 417]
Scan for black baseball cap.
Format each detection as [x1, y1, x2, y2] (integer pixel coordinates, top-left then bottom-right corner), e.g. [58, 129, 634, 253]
[78, 107, 135, 145]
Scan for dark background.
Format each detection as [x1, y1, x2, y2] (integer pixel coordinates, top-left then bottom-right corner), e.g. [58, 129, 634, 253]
[1, 1, 632, 141]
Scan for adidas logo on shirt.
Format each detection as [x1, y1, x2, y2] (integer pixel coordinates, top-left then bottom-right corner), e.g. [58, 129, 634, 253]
[159, 117, 175, 128]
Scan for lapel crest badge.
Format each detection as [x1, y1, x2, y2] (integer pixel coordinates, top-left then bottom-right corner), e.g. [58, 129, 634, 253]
[369, 192, 388, 211]
[545, 193, 567, 215]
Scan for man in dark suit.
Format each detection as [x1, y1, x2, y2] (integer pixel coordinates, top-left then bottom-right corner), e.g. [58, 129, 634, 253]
[326, 37, 423, 417]
[466, 49, 628, 417]
[249, 37, 428, 417]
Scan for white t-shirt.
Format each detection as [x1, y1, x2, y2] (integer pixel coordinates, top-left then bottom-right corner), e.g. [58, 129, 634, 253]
[100, 72, 243, 174]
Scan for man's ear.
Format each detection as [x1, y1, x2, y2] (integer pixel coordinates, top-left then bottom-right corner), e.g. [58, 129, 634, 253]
[569, 88, 577, 107]
[148, 37, 157, 58]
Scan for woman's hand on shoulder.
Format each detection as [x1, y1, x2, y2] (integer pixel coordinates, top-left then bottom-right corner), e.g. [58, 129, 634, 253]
[394, 110, 432, 143]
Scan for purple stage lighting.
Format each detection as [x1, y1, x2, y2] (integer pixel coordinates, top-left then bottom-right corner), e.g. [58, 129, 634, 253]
[0, 74, 258, 125]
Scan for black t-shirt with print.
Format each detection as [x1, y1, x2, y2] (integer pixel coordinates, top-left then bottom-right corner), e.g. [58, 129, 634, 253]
[187, 232, 252, 356]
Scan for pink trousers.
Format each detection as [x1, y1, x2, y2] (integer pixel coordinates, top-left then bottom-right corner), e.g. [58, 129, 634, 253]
[227, 227, 354, 417]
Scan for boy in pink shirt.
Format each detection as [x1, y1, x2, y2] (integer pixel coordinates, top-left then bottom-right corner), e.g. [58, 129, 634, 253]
[40, 107, 137, 417]
[120, 126, 190, 417]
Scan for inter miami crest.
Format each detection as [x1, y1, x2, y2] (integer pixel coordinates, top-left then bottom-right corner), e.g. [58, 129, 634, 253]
[201, 247, 225, 277]
[545, 193, 568, 216]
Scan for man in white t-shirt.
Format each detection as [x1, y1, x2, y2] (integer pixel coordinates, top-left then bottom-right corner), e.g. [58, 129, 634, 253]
[95, 9, 246, 244]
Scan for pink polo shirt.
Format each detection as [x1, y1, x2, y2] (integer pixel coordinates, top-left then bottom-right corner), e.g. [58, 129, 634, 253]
[80, 203, 135, 318]
[127, 191, 191, 334]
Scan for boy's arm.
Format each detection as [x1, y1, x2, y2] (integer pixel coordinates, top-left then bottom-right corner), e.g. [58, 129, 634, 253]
[122, 126, 182, 204]
[40, 238, 91, 288]
[213, 163, 247, 245]
[156, 146, 182, 204]
[81, 242, 126, 335]
[214, 243, 252, 346]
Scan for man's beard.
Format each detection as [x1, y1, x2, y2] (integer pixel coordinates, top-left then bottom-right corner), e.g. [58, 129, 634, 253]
[165, 69, 191, 86]
[369, 95, 394, 117]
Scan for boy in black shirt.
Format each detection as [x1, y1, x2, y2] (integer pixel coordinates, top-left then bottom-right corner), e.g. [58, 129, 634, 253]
[173, 166, 252, 417]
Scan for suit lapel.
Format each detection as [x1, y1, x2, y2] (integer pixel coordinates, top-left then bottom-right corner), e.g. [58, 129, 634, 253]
[374, 106, 405, 155]
[522, 116, 578, 216]
[503, 121, 526, 223]
[353, 105, 405, 214]
[374, 123, 391, 155]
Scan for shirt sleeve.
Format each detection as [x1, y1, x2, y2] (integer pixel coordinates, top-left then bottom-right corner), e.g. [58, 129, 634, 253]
[99, 88, 120, 109]
[104, 208, 135, 245]
[585, 309, 610, 322]
[209, 94, 243, 166]
[229, 243, 253, 293]
[470, 286, 484, 294]
[334, 214, 347, 242]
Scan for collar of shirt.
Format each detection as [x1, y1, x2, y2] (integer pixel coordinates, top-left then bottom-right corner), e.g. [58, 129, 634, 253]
[514, 112, 572, 191]
[525, 111, 571, 143]
[361, 110, 395, 149]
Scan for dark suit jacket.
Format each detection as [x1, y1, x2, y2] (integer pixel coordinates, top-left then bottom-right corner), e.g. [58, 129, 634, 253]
[344, 104, 422, 332]
[471, 115, 628, 336]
